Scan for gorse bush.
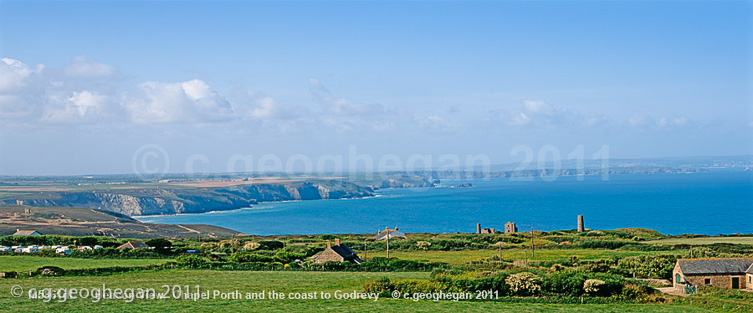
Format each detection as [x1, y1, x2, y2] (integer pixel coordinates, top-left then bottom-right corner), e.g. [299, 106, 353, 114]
[505, 272, 542, 296]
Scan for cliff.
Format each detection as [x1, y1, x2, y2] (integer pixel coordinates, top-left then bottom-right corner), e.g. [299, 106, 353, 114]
[6, 181, 373, 216]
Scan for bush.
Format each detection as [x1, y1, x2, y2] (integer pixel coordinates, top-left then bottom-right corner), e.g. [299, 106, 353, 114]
[176, 255, 210, 268]
[258, 240, 285, 250]
[505, 272, 541, 296]
[583, 279, 605, 294]
[35, 266, 65, 276]
[229, 252, 273, 263]
[363, 277, 394, 294]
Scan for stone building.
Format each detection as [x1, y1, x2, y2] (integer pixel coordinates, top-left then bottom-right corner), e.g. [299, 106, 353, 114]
[311, 238, 363, 264]
[673, 258, 753, 292]
[480, 228, 495, 234]
[504, 222, 517, 234]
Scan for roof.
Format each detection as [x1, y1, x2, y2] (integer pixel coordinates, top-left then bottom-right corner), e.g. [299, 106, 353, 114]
[312, 243, 363, 264]
[12, 230, 40, 236]
[117, 241, 150, 249]
[373, 228, 407, 240]
[747, 264, 753, 275]
[676, 258, 753, 275]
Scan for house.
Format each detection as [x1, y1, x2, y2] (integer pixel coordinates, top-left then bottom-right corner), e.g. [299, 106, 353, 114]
[373, 227, 407, 240]
[673, 258, 753, 292]
[311, 239, 363, 264]
[116, 241, 150, 249]
[0, 246, 10, 252]
[12, 229, 41, 236]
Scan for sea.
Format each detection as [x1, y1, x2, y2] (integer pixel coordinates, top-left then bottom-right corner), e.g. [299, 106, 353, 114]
[135, 170, 753, 236]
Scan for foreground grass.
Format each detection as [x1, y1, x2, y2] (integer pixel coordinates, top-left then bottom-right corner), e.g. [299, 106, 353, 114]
[0, 256, 172, 272]
[0, 270, 709, 312]
[366, 248, 681, 265]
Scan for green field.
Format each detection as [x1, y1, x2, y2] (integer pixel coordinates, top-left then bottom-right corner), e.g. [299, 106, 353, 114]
[0, 256, 172, 272]
[367, 249, 682, 265]
[648, 237, 753, 245]
[0, 270, 709, 312]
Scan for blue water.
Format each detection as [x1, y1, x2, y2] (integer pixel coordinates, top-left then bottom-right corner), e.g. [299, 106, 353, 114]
[136, 171, 753, 236]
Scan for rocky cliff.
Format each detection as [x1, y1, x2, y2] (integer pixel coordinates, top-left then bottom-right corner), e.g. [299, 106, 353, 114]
[8, 181, 373, 216]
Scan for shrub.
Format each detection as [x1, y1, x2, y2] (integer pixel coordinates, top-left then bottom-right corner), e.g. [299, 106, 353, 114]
[229, 252, 274, 263]
[363, 277, 394, 294]
[505, 272, 541, 296]
[35, 266, 65, 277]
[176, 255, 210, 268]
[583, 279, 605, 294]
[243, 241, 260, 251]
[416, 241, 432, 250]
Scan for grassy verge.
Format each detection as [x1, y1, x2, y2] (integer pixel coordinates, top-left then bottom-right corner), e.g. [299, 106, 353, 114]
[0, 256, 172, 272]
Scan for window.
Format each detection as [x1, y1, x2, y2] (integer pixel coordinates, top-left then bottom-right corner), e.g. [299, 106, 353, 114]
[676, 273, 681, 283]
[704, 278, 711, 286]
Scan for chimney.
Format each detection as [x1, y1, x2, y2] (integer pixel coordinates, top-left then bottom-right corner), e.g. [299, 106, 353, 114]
[476, 223, 481, 234]
[326, 241, 331, 249]
[334, 238, 340, 246]
[577, 215, 585, 232]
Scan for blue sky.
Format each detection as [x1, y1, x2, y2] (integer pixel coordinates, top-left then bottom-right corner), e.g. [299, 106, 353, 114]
[0, 1, 751, 175]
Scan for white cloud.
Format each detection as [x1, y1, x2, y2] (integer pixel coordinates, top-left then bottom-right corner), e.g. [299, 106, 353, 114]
[628, 115, 690, 129]
[249, 96, 302, 119]
[63, 56, 118, 78]
[0, 58, 44, 92]
[523, 100, 552, 115]
[41, 90, 109, 123]
[309, 78, 385, 116]
[122, 79, 233, 124]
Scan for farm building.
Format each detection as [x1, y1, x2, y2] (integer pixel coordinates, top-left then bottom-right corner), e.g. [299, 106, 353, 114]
[116, 241, 150, 249]
[311, 239, 363, 264]
[12, 229, 41, 236]
[673, 258, 753, 292]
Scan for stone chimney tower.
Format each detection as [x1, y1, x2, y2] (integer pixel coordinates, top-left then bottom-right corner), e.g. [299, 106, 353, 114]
[577, 215, 585, 232]
[476, 223, 481, 234]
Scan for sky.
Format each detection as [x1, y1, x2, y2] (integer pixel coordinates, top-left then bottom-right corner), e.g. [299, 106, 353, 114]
[0, 1, 751, 175]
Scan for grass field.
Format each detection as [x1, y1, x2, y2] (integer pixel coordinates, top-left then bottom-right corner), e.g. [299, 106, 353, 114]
[0, 256, 172, 272]
[648, 237, 753, 245]
[366, 249, 682, 265]
[0, 270, 710, 312]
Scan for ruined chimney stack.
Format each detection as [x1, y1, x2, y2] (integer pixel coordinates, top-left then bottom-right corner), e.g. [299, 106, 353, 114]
[577, 215, 585, 232]
[476, 223, 481, 234]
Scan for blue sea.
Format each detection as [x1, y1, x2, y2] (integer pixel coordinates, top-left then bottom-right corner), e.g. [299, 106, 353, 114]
[136, 171, 753, 236]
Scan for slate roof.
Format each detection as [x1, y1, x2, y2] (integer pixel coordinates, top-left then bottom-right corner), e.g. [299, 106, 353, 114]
[313, 243, 363, 264]
[12, 230, 40, 236]
[677, 258, 753, 275]
[117, 241, 150, 249]
[747, 264, 753, 275]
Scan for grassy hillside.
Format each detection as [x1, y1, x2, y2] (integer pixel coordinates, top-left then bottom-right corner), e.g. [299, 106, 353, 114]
[0, 206, 244, 238]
